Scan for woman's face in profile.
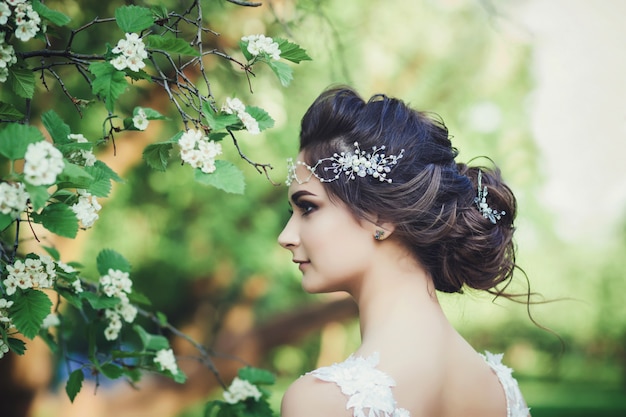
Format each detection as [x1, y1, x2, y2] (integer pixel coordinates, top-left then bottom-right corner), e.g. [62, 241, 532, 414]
[278, 153, 378, 294]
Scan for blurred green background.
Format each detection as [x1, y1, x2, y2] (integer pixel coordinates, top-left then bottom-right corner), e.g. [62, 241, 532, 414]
[6, 0, 625, 416]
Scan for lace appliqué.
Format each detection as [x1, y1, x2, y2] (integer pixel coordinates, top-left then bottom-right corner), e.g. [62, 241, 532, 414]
[309, 353, 410, 417]
[481, 351, 530, 417]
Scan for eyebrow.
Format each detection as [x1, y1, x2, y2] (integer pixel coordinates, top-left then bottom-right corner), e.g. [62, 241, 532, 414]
[289, 190, 316, 205]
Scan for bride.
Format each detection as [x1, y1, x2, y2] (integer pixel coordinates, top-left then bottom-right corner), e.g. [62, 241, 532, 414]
[278, 86, 530, 417]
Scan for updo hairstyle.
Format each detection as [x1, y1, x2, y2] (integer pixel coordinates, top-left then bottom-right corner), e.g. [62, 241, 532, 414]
[298, 86, 518, 296]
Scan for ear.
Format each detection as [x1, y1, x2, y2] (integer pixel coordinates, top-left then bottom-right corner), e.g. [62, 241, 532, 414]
[367, 218, 396, 241]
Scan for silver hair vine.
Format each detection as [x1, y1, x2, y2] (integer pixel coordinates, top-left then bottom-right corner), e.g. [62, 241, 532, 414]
[286, 142, 405, 186]
[474, 170, 506, 224]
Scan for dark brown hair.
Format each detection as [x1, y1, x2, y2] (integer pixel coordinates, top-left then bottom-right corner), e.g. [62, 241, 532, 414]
[299, 86, 518, 296]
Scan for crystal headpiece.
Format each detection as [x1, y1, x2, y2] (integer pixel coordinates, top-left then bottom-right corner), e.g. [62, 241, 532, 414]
[286, 142, 404, 186]
[474, 170, 505, 224]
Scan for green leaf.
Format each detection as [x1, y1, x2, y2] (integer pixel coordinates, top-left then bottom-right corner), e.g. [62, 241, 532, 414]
[23, 183, 49, 211]
[0, 102, 24, 121]
[94, 160, 123, 183]
[275, 38, 312, 63]
[99, 363, 124, 380]
[134, 106, 167, 120]
[156, 311, 168, 326]
[84, 165, 113, 197]
[81, 292, 120, 309]
[173, 369, 187, 383]
[238, 40, 254, 62]
[57, 162, 94, 189]
[38, 329, 58, 353]
[96, 249, 131, 275]
[8, 66, 35, 99]
[7, 337, 27, 355]
[0, 211, 14, 231]
[128, 290, 151, 306]
[57, 288, 81, 309]
[145, 35, 200, 56]
[238, 367, 276, 385]
[0, 124, 44, 160]
[30, 203, 78, 238]
[267, 60, 293, 87]
[66, 369, 84, 403]
[194, 160, 245, 194]
[202, 103, 240, 131]
[31, 0, 71, 26]
[42, 110, 71, 144]
[245, 106, 274, 132]
[9, 290, 53, 339]
[143, 142, 172, 171]
[151, 5, 169, 21]
[115, 5, 155, 33]
[89, 62, 128, 113]
[42, 245, 60, 261]
[133, 325, 170, 351]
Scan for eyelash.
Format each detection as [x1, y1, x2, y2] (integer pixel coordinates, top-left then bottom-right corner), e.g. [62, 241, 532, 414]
[292, 201, 317, 216]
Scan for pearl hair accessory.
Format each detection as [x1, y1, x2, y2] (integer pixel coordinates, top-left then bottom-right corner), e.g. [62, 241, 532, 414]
[286, 142, 404, 186]
[474, 170, 506, 224]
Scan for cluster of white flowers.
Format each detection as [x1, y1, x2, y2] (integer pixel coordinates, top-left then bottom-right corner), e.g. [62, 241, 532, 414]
[241, 34, 281, 61]
[0, 298, 14, 328]
[0, 181, 29, 218]
[67, 134, 96, 167]
[41, 312, 60, 329]
[0, 36, 17, 83]
[223, 377, 262, 404]
[57, 261, 83, 293]
[153, 348, 179, 374]
[71, 189, 101, 229]
[0, 338, 8, 359]
[3, 254, 57, 296]
[178, 129, 223, 174]
[99, 269, 137, 341]
[24, 141, 65, 186]
[12, 1, 41, 42]
[0, 1, 42, 45]
[221, 97, 260, 135]
[110, 33, 148, 72]
[132, 108, 149, 130]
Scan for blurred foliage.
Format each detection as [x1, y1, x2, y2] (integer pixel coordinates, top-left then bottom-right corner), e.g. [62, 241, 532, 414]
[25, 0, 626, 414]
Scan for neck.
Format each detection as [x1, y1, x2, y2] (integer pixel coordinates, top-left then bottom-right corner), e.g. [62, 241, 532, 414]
[350, 244, 449, 354]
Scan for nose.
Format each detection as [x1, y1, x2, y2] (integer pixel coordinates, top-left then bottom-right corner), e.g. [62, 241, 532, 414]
[278, 215, 299, 250]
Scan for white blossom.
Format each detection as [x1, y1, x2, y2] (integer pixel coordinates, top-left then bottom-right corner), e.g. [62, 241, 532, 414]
[0, 298, 14, 327]
[110, 32, 148, 72]
[221, 97, 261, 135]
[223, 377, 262, 404]
[100, 269, 136, 341]
[241, 34, 281, 61]
[0, 338, 8, 358]
[71, 189, 101, 228]
[68, 133, 96, 167]
[24, 141, 65, 186]
[178, 129, 222, 174]
[132, 108, 149, 130]
[0, 3, 11, 25]
[42, 313, 60, 329]
[0, 36, 17, 83]
[3, 255, 57, 295]
[0, 182, 29, 218]
[154, 348, 179, 374]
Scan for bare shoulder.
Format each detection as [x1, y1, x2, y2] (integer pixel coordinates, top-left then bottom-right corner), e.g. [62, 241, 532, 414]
[280, 373, 352, 417]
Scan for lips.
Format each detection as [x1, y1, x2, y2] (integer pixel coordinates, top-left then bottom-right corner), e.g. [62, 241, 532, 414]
[293, 260, 310, 271]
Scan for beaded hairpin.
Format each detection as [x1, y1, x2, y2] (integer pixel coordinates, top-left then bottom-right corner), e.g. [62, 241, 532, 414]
[286, 142, 404, 186]
[474, 170, 506, 224]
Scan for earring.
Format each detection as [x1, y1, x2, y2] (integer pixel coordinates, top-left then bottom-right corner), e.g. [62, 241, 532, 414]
[374, 230, 385, 240]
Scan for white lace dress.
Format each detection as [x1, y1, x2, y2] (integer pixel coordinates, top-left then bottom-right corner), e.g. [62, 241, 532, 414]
[308, 351, 529, 417]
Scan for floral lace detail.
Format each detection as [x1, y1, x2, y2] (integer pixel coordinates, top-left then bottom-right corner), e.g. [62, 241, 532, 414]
[481, 351, 530, 417]
[309, 352, 410, 417]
